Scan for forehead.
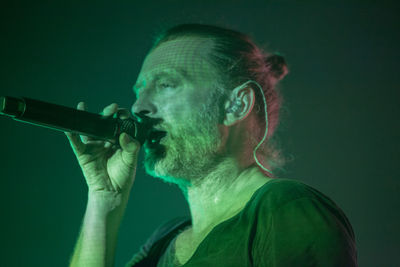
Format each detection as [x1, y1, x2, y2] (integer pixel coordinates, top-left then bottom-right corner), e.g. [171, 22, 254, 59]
[137, 37, 216, 85]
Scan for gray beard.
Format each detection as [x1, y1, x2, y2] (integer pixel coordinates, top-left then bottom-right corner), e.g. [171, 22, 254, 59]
[144, 86, 227, 186]
[144, 100, 226, 186]
[143, 119, 223, 186]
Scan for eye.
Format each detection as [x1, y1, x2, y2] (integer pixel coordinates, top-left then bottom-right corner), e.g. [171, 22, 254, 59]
[161, 83, 171, 88]
[158, 82, 175, 89]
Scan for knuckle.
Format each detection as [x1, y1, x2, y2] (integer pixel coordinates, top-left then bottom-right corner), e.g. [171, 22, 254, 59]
[104, 103, 118, 116]
[117, 108, 131, 119]
[77, 102, 85, 110]
[103, 106, 111, 115]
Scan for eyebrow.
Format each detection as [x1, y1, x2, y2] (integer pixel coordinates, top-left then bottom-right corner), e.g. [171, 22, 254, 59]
[132, 67, 190, 93]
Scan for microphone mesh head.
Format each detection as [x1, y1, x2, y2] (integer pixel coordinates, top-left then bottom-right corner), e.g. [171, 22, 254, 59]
[119, 118, 148, 145]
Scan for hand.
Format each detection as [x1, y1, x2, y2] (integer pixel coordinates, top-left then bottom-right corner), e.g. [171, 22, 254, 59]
[65, 102, 140, 196]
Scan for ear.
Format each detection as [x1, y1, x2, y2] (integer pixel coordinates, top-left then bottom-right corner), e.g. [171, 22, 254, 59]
[223, 85, 255, 126]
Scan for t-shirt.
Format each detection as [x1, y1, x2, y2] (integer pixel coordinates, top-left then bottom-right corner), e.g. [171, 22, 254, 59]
[126, 178, 358, 266]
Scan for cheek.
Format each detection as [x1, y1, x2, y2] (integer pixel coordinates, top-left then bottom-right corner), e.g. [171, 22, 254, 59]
[156, 94, 203, 122]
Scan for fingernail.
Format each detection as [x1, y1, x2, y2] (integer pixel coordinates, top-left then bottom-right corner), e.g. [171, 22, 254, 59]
[123, 132, 132, 143]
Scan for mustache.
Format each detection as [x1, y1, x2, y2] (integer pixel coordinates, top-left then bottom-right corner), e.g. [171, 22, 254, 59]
[134, 111, 164, 129]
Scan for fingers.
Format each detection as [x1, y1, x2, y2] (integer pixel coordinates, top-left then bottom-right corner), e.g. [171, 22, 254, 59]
[114, 108, 137, 154]
[102, 103, 118, 116]
[77, 101, 86, 111]
[65, 102, 128, 152]
[119, 132, 140, 167]
[79, 102, 118, 145]
[76, 102, 91, 144]
[114, 108, 131, 120]
[64, 101, 88, 153]
[65, 131, 85, 155]
[102, 103, 120, 148]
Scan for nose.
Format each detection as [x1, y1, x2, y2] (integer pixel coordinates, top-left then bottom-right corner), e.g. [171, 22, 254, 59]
[131, 95, 157, 118]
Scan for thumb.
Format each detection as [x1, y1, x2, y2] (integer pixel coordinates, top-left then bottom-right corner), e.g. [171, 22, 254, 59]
[119, 132, 140, 165]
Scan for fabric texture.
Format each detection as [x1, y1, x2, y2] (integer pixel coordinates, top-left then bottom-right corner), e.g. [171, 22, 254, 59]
[126, 178, 358, 267]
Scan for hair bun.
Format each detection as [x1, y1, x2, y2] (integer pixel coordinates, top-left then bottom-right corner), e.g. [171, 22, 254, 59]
[265, 53, 289, 81]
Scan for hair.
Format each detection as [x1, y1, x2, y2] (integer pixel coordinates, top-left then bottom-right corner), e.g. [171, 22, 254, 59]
[151, 23, 290, 176]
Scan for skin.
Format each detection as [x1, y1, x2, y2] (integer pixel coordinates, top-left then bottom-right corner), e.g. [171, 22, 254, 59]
[132, 37, 273, 264]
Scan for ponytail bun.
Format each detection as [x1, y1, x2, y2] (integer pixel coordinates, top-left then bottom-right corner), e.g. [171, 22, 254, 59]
[265, 53, 289, 81]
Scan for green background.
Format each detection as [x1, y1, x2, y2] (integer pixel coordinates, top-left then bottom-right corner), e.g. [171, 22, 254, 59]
[0, 1, 398, 266]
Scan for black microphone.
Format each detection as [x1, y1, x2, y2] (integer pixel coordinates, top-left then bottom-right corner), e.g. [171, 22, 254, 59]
[0, 96, 152, 145]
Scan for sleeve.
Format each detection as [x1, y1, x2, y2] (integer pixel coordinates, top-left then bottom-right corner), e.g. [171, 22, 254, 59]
[252, 197, 358, 267]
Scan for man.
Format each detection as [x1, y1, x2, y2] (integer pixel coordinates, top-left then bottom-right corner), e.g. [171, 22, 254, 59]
[67, 24, 358, 266]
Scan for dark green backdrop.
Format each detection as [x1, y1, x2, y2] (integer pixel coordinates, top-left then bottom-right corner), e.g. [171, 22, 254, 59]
[0, 1, 398, 266]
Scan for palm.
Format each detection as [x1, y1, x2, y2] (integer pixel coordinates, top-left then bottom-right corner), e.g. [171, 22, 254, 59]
[65, 102, 139, 194]
[76, 142, 135, 193]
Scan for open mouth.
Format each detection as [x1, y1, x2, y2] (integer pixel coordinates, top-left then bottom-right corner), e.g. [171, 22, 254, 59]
[147, 130, 167, 147]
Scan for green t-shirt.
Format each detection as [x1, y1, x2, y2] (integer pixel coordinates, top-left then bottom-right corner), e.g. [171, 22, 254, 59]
[126, 178, 358, 266]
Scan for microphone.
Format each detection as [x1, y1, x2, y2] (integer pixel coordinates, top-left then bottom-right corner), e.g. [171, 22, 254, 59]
[0, 96, 152, 145]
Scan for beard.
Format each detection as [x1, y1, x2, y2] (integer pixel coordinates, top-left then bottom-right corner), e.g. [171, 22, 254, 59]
[143, 99, 225, 186]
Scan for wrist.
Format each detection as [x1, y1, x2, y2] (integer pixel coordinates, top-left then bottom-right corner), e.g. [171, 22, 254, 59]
[87, 190, 130, 217]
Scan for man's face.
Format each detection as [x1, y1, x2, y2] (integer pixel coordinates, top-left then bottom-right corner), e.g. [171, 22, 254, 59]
[132, 37, 226, 185]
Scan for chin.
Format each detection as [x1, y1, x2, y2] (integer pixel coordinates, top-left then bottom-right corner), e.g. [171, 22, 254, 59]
[145, 156, 191, 187]
[143, 124, 224, 185]
[143, 144, 165, 174]
[143, 144, 186, 183]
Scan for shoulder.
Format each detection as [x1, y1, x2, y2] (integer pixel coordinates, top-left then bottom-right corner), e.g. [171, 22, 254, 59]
[250, 178, 335, 212]
[249, 179, 358, 265]
[248, 177, 356, 241]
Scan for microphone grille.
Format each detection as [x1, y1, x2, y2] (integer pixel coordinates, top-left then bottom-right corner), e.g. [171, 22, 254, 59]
[119, 118, 148, 145]
[120, 118, 137, 138]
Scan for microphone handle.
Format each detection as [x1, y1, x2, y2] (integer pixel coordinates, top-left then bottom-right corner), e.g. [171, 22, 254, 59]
[0, 96, 148, 145]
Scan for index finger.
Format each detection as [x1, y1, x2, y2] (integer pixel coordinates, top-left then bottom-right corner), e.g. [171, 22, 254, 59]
[65, 131, 85, 155]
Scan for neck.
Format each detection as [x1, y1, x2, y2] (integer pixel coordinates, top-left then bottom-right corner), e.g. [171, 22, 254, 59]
[184, 158, 270, 236]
